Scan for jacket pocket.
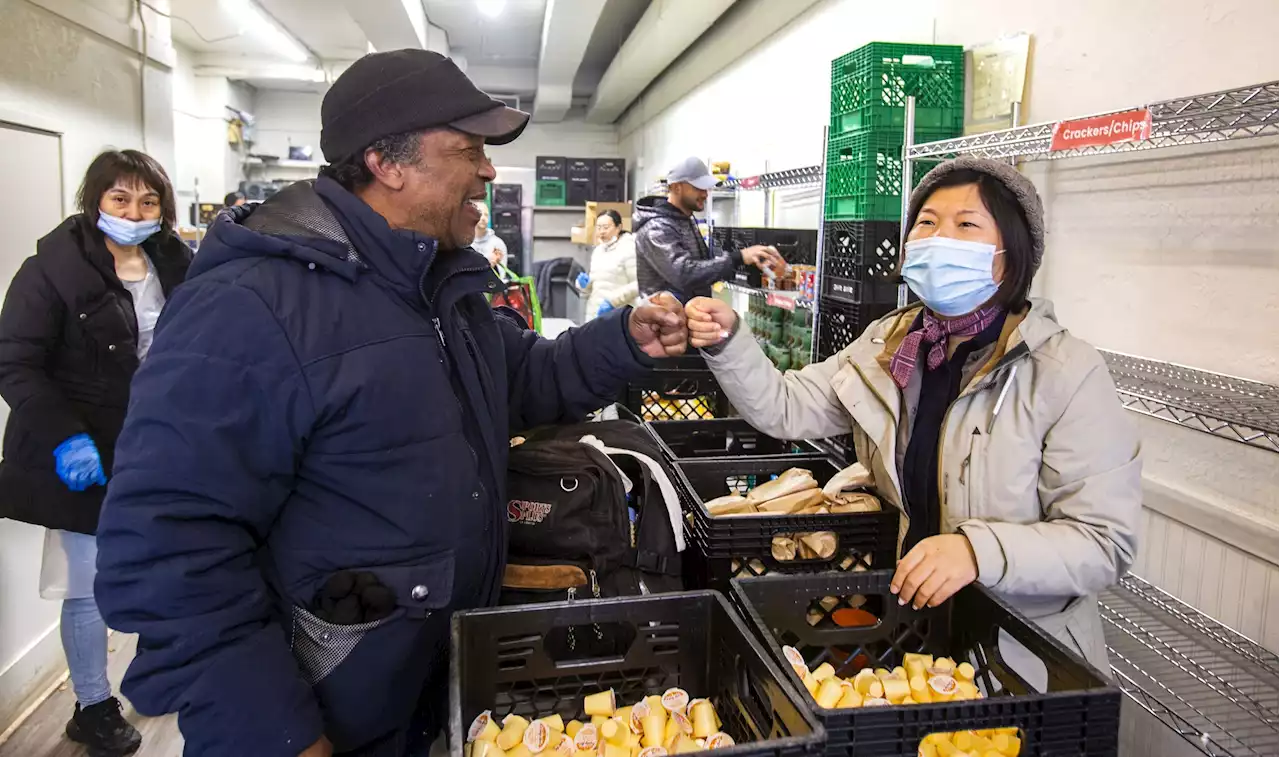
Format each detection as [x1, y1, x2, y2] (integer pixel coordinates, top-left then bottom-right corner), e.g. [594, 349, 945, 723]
[289, 555, 455, 752]
[77, 296, 135, 367]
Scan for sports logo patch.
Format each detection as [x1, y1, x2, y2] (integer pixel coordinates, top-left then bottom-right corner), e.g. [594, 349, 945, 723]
[508, 499, 553, 525]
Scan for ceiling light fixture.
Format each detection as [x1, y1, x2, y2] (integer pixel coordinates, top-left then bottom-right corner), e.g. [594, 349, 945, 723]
[220, 0, 310, 63]
[477, 0, 507, 19]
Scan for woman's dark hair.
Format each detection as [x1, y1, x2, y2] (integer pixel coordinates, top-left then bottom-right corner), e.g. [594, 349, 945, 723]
[321, 130, 423, 190]
[77, 149, 178, 235]
[904, 168, 1035, 310]
[600, 209, 623, 228]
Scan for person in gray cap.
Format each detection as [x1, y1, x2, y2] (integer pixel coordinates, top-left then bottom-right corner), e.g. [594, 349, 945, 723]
[93, 49, 689, 757]
[684, 156, 1140, 685]
[632, 156, 782, 301]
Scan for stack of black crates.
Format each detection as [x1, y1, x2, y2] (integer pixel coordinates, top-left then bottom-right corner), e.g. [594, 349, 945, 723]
[536, 156, 626, 206]
[818, 42, 965, 363]
[489, 182, 523, 274]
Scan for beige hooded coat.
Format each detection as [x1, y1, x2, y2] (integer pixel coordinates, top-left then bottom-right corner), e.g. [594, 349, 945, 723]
[702, 298, 1141, 676]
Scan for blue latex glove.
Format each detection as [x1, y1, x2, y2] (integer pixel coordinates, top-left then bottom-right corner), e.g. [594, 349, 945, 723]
[596, 301, 615, 317]
[575, 272, 590, 290]
[53, 434, 107, 492]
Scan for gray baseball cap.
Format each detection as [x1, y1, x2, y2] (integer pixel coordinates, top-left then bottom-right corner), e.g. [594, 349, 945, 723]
[666, 156, 721, 190]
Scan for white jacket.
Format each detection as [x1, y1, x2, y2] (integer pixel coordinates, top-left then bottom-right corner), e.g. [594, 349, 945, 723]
[585, 233, 639, 319]
[702, 299, 1142, 676]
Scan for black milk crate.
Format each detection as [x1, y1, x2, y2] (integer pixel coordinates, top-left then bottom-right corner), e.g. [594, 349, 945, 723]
[815, 298, 900, 361]
[595, 157, 626, 181]
[621, 356, 732, 421]
[492, 183, 522, 209]
[596, 179, 625, 203]
[731, 572, 1121, 757]
[449, 591, 826, 757]
[567, 158, 596, 181]
[648, 418, 822, 461]
[711, 227, 819, 267]
[822, 221, 900, 280]
[492, 207, 521, 229]
[567, 178, 595, 207]
[536, 156, 566, 181]
[674, 456, 898, 590]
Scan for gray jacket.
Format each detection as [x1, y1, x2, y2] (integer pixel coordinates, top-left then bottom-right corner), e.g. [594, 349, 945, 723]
[702, 298, 1142, 676]
[632, 197, 738, 300]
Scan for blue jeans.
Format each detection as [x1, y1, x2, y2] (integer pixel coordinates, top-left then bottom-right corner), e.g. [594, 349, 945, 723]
[62, 597, 111, 707]
[56, 530, 112, 708]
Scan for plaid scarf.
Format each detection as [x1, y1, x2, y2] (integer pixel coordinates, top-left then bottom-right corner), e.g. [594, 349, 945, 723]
[888, 306, 1004, 389]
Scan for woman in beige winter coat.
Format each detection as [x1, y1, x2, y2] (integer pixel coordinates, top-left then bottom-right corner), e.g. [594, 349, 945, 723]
[685, 156, 1141, 678]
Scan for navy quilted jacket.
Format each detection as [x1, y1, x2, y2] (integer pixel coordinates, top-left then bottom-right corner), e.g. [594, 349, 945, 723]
[94, 177, 650, 755]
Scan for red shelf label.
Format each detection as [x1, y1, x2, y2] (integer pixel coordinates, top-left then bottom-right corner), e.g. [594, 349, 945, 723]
[1050, 109, 1152, 151]
[765, 291, 797, 311]
[738, 175, 762, 189]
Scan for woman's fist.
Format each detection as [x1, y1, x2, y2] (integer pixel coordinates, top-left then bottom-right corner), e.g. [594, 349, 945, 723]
[685, 297, 737, 349]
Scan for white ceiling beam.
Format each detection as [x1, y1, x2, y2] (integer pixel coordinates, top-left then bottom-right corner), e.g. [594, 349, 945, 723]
[341, 0, 428, 53]
[468, 65, 539, 96]
[585, 0, 738, 125]
[532, 0, 607, 123]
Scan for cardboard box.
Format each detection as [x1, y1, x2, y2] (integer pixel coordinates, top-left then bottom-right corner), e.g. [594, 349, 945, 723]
[571, 201, 633, 245]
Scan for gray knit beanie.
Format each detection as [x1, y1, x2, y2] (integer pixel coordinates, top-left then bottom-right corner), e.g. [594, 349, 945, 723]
[906, 156, 1045, 273]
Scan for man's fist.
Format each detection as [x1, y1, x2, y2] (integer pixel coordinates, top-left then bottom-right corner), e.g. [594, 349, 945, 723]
[629, 292, 689, 358]
[685, 297, 737, 349]
[741, 245, 784, 274]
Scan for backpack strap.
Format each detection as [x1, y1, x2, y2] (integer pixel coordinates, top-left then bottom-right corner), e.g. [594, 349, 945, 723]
[578, 435, 685, 552]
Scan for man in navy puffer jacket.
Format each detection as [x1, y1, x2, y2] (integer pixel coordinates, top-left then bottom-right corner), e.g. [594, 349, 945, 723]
[94, 50, 688, 757]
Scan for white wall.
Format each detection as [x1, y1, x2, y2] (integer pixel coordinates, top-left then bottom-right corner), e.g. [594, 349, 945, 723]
[620, 0, 1280, 642]
[252, 89, 323, 161]
[173, 44, 253, 213]
[0, 0, 180, 727]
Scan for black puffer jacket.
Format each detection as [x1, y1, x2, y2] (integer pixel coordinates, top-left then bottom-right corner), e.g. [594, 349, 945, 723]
[0, 215, 191, 534]
[632, 196, 740, 301]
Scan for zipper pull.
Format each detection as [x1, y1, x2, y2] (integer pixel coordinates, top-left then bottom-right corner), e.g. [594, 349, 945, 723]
[589, 569, 601, 599]
[960, 428, 979, 485]
[567, 587, 576, 601]
[431, 316, 447, 351]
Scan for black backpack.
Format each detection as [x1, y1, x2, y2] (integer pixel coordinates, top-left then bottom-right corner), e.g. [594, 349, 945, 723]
[501, 419, 686, 657]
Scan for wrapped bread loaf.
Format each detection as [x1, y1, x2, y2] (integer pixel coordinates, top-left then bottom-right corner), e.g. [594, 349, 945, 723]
[704, 494, 753, 516]
[756, 488, 826, 514]
[829, 493, 881, 514]
[745, 468, 817, 504]
[770, 536, 798, 561]
[798, 531, 838, 559]
[821, 462, 873, 499]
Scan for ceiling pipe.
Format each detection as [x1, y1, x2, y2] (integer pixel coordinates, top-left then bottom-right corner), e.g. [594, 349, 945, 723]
[585, 0, 738, 125]
[531, 0, 607, 123]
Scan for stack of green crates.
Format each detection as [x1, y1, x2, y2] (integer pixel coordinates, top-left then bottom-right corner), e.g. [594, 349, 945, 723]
[824, 42, 965, 221]
[745, 299, 813, 371]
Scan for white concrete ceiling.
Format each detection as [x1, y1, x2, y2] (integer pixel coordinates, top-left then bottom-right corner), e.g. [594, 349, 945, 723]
[168, 0, 761, 124]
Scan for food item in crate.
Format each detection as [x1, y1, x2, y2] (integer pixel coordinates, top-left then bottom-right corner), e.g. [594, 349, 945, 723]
[755, 488, 826, 514]
[641, 393, 715, 422]
[919, 728, 1022, 756]
[744, 467, 818, 504]
[467, 689, 735, 757]
[703, 494, 751, 516]
[829, 493, 881, 514]
[821, 462, 873, 499]
[770, 536, 798, 561]
[782, 648, 1006, 726]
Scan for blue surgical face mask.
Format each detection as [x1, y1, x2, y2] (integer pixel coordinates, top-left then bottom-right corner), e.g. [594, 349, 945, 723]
[901, 236, 1005, 317]
[97, 213, 161, 246]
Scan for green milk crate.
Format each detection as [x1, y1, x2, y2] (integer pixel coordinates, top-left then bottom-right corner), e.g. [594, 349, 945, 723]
[535, 180, 566, 206]
[823, 129, 952, 221]
[829, 42, 965, 136]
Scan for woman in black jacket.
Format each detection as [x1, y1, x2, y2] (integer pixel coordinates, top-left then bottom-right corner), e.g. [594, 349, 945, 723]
[0, 149, 191, 756]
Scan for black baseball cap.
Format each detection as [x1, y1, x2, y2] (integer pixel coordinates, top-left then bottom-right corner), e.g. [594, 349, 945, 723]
[320, 49, 530, 162]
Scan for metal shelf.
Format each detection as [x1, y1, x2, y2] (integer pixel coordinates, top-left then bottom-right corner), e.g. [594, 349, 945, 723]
[1099, 351, 1279, 452]
[719, 282, 814, 310]
[722, 165, 824, 190]
[1101, 574, 1278, 756]
[908, 82, 1279, 161]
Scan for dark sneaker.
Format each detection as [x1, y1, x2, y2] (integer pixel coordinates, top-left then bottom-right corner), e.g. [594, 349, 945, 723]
[65, 697, 142, 757]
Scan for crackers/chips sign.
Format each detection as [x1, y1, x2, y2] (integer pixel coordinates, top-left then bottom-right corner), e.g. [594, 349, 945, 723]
[1050, 108, 1152, 151]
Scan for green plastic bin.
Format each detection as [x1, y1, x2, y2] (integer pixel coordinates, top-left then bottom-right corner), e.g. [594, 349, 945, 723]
[829, 42, 965, 136]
